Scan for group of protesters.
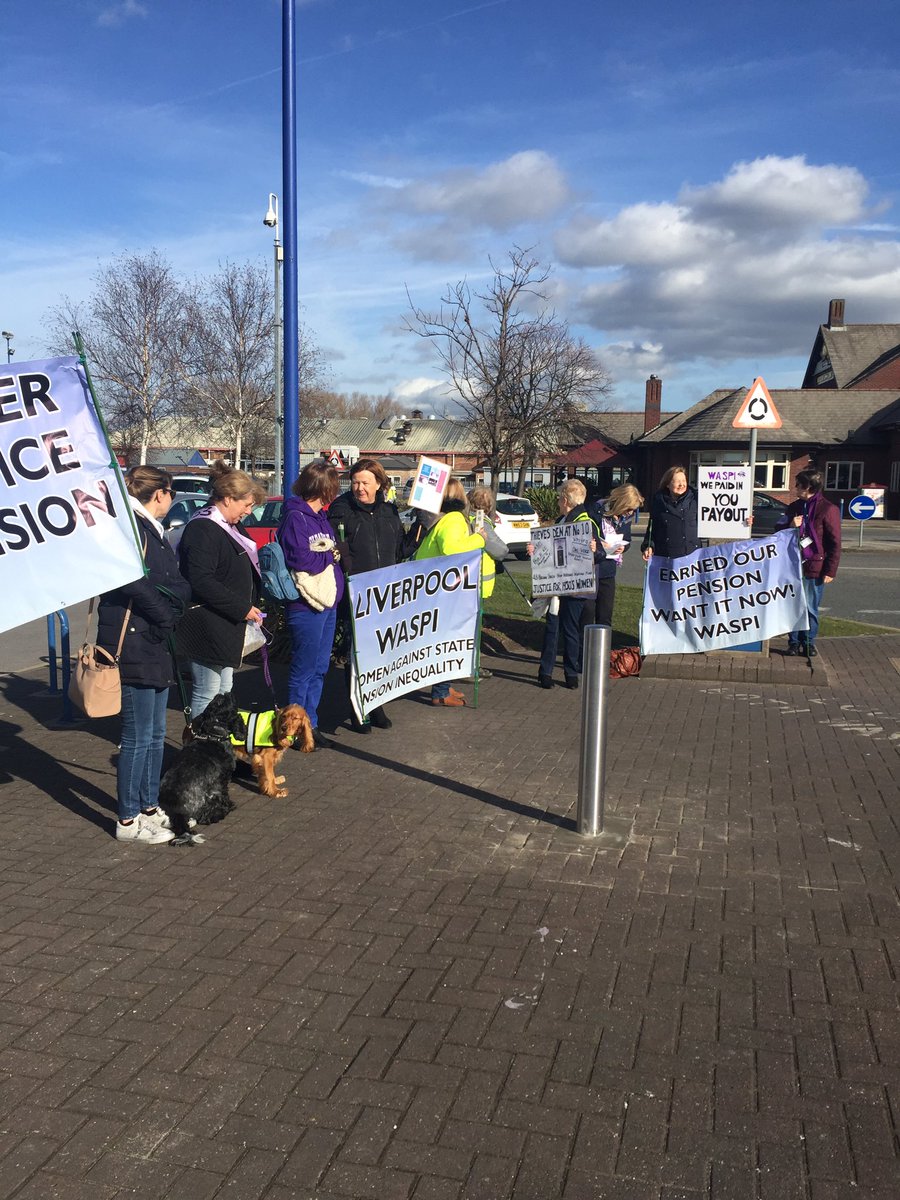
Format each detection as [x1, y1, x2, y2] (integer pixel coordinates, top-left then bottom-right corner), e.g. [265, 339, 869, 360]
[98, 454, 838, 844]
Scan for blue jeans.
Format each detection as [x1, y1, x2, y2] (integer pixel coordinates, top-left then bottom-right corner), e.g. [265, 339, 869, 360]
[789, 577, 824, 649]
[540, 597, 585, 679]
[190, 662, 234, 720]
[285, 604, 336, 729]
[432, 680, 450, 700]
[118, 685, 169, 822]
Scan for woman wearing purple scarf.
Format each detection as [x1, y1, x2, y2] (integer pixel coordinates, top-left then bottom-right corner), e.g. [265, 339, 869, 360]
[177, 462, 266, 716]
[277, 461, 345, 748]
[777, 468, 841, 658]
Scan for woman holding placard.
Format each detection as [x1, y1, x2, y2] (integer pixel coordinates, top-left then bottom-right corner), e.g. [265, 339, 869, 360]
[590, 484, 643, 627]
[641, 466, 698, 561]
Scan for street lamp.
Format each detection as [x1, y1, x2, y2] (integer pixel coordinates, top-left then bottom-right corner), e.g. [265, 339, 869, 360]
[1, 331, 13, 363]
[263, 194, 284, 493]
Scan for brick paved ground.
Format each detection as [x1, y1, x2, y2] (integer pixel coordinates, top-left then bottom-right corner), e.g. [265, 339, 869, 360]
[0, 634, 898, 1199]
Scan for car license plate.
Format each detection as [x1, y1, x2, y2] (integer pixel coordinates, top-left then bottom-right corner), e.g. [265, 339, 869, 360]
[512, 521, 529, 528]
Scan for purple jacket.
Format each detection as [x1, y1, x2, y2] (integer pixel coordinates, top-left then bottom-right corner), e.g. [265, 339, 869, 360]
[277, 495, 345, 610]
[777, 493, 841, 579]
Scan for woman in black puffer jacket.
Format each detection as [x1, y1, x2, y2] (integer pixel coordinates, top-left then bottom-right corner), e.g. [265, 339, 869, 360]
[97, 467, 190, 845]
[328, 458, 411, 732]
[641, 465, 699, 561]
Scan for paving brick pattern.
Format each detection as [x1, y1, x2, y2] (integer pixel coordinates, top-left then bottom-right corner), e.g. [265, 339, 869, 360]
[0, 635, 898, 1198]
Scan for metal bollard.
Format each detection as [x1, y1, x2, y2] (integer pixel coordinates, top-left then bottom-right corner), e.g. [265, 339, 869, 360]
[46, 609, 75, 722]
[577, 624, 611, 836]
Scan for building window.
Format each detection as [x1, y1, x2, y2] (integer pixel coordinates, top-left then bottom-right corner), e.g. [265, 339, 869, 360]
[825, 461, 863, 491]
[890, 462, 900, 493]
[690, 450, 790, 490]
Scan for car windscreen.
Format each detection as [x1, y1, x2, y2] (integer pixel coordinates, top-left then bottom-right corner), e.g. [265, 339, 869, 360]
[495, 498, 535, 517]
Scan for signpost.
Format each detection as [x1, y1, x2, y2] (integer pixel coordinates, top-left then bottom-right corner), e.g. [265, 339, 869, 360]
[848, 494, 877, 548]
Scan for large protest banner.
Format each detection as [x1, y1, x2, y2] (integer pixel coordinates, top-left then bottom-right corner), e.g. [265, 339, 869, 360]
[697, 465, 753, 539]
[348, 550, 481, 718]
[530, 523, 595, 598]
[640, 529, 808, 655]
[0, 357, 145, 633]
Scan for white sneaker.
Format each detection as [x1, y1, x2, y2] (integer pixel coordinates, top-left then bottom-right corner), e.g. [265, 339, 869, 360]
[141, 809, 196, 831]
[116, 814, 174, 844]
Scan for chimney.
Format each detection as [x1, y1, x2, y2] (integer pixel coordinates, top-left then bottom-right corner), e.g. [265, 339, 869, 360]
[644, 375, 662, 433]
[827, 298, 845, 329]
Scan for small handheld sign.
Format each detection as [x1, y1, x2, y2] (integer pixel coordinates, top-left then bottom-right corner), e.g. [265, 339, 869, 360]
[848, 494, 877, 548]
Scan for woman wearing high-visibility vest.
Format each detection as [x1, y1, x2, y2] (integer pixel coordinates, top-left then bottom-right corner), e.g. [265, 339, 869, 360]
[467, 486, 507, 680]
[414, 479, 486, 706]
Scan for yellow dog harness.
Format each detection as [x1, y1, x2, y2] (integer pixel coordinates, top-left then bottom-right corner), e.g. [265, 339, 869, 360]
[230, 709, 283, 755]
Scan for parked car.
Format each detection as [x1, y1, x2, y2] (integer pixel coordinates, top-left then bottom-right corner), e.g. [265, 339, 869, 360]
[161, 494, 207, 532]
[751, 491, 788, 536]
[242, 497, 283, 549]
[170, 474, 211, 495]
[492, 493, 540, 558]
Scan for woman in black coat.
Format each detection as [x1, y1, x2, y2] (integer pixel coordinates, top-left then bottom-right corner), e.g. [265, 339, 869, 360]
[97, 467, 191, 844]
[176, 461, 265, 719]
[641, 465, 699, 561]
[328, 458, 409, 732]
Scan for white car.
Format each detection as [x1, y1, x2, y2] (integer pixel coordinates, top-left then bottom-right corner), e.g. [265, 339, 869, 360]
[492, 493, 539, 558]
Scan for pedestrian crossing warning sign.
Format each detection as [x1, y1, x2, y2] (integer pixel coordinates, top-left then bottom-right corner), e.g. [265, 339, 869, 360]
[732, 378, 782, 429]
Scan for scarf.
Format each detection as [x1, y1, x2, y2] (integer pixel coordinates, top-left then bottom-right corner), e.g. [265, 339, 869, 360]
[191, 503, 260, 575]
[130, 495, 164, 539]
[800, 494, 824, 563]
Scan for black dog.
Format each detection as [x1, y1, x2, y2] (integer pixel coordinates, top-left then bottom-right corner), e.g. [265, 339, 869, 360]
[158, 693, 247, 845]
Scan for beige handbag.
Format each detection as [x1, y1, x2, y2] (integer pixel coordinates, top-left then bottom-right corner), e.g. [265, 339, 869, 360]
[68, 599, 131, 717]
[290, 564, 337, 612]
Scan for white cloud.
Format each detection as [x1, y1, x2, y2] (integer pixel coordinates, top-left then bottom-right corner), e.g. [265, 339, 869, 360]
[555, 155, 898, 363]
[97, 0, 148, 28]
[683, 155, 869, 232]
[391, 376, 456, 417]
[390, 150, 570, 230]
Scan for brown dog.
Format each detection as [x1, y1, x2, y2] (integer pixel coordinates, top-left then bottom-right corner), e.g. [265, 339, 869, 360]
[231, 704, 315, 797]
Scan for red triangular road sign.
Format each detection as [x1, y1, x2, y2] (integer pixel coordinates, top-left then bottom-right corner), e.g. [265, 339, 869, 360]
[732, 378, 782, 429]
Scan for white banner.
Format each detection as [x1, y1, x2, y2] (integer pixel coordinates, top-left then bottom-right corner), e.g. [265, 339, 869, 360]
[697, 465, 753, 539]
[640, 529, 808, 655]
[530, 522, 595, 598]
[349, 551, 481, 717]
[0, 357, 145, 633]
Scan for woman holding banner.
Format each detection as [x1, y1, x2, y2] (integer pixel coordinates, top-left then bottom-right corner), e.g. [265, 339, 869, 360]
[328, 457, 408, 733]
[414, 479, 486, 707]
[641, 466, 698, 561]
[278, 461, 345, 746]
[98, 467, 191, 844]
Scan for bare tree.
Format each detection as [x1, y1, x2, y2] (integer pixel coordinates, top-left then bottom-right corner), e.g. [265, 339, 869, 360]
[301, 388, 401, 421]
[406, 246, 611, 491]
[46, 250, 188, 463]
[179, 261, 274, 468]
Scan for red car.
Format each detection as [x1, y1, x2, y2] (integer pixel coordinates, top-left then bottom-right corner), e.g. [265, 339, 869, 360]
[243, 497, 283, 549]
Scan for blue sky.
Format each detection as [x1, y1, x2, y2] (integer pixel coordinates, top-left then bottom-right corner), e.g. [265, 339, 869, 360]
[2, 0, 899, 414]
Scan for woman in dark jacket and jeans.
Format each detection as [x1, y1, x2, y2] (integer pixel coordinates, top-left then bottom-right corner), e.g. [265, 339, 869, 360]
[641, 465, 699, 561]
[328, 458, 408, 732]
[97, 467, 191, 844]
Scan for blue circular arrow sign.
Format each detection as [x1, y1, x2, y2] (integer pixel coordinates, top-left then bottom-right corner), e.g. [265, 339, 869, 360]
[848, 495, 877, 520]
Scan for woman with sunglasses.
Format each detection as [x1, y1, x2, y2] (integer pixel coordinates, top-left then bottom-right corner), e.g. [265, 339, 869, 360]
[97, 466, 191, 844]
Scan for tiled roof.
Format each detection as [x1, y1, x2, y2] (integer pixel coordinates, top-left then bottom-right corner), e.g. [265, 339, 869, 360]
[637, 388, 900, 446]
[299, 417, 478, 455]
[803, 323, 900, 388]
[565, 411, 678, 448]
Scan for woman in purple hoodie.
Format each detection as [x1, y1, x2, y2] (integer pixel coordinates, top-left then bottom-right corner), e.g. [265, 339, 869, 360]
[277, 461, 345, 748]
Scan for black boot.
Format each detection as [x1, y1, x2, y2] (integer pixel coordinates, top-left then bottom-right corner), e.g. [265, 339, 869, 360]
[538, 673, 555, 689]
